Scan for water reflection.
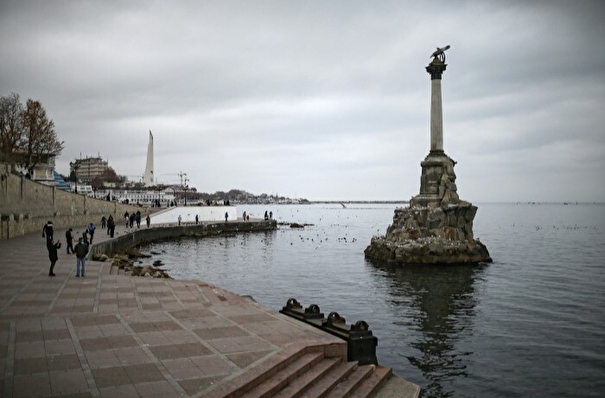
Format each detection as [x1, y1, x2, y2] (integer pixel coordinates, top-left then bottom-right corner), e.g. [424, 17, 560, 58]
[370, 261, 487, 398]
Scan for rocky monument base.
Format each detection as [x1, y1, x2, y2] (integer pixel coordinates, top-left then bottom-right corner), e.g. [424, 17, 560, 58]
[365, 151, 492, 265]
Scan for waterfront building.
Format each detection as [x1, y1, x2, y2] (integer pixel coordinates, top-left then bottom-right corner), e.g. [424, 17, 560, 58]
[69, 156, 109, 183]
[94, 188, 176, 206]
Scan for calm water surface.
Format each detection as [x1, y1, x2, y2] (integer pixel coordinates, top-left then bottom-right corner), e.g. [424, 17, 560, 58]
[140, 203, 605, 398]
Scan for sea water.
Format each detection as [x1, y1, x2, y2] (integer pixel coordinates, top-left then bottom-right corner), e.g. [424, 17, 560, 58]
[139, 203, 605, 398]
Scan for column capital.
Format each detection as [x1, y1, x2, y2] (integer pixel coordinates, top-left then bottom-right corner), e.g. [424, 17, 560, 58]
[426, 60, 447, 80]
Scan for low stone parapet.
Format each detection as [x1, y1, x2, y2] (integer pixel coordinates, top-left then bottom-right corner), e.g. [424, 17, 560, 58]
[89, 219, 277, 258]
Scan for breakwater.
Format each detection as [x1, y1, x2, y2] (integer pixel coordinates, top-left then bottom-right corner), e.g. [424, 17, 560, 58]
[89, 219, 277, 258]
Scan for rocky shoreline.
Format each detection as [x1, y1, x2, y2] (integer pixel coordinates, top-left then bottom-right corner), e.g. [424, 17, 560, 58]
[93, 247, 172, 278]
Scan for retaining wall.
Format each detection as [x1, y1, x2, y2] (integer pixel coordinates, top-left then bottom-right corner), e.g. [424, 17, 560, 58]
[90, 220, 277, 257]
[0, 163, 140, 240]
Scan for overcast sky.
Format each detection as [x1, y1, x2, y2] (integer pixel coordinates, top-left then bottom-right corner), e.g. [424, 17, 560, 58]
[1, 1, 604, 202]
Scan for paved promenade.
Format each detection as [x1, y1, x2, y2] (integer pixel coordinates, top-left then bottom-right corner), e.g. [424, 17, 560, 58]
[0, 222, 419, 398]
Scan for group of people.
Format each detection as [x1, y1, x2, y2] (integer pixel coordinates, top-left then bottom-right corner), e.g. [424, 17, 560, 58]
[238, 211, 272, 221]
[44, 212, 153, 277]
[43, 221, 89, 277]
[123, 211, 151, 229]
[100, 215, 117, 238]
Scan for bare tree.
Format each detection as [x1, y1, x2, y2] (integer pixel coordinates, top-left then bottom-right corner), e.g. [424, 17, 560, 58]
[21, 99, 64, 174]
[0, 93, 25, 163]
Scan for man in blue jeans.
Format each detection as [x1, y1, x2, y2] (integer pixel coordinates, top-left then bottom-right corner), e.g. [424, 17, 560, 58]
[74, 237, 89, 277]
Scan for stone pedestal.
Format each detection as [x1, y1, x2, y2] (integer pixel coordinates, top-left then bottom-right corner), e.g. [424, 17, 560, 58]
[364, 150, 491, 265]
[410, 151, 459, 208]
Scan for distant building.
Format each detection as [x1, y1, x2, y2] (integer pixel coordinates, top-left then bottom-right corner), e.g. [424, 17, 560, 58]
[95, 188, 176, 206]
[13, 153, 57, 186]
[69, 183, 94, 196]
[70, 156, 109, 183]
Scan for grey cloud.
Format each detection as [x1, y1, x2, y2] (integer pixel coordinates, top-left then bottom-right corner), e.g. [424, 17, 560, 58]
[1, 0, 604, 201]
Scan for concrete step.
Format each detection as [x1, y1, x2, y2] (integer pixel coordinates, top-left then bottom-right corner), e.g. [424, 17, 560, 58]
[203, 344, 317, 398]
[326, 365, 392, 398]
[296, 361, 359, 398]
[271, 357, 343, 398]
[241, 352, 325, 398]
[242, 356, 393, 398]
[343, 365, 392, 398]
[202, 343, 395, 398]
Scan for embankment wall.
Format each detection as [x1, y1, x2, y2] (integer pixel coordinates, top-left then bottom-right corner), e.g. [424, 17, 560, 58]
[90, 220, 277, 257]
[0, 163, 140, 240]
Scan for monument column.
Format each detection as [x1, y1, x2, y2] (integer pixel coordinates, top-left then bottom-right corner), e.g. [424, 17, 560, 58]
[426, 58, 447, 154]
[364, 44, 491, 265]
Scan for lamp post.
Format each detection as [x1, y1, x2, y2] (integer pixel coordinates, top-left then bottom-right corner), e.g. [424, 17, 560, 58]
[183, 177, 189, 206]
[69, 161, 80, 194]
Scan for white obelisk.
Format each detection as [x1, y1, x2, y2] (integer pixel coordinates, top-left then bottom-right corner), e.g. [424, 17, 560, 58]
[143, 130, 154, 186]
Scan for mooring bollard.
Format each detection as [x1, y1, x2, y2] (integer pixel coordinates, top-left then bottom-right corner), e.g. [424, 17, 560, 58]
[280, 298, 378, 365]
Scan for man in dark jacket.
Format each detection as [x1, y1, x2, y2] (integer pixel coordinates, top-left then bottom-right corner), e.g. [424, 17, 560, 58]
[107, 215, 115, 237]
[65, 228, 74, 254]
[42, 221, 54, 242]
[74, 237, 89, 277]
[47, 239, 61, 276]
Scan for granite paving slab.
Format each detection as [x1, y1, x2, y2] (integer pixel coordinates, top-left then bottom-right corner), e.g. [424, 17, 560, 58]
[0, 223, 344, 397]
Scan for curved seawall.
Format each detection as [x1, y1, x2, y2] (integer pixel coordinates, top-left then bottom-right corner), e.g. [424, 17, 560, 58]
[89, 219, 277, 257]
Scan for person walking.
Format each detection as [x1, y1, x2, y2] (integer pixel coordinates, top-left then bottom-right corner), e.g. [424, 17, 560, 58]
[225, 212, 229, 222]
[107, 215, 115, 238]
[146, 215, 151, 228]
[47, 239, 61, 276]
[65, 228, 74, 254]
[124, 212, 129, 228]
[178, 215, 182, 225]
[101, 216, 107, 229]
[87, 223, 96, 244]
[74, 237, 89, 277]
[42, 220, 54, 242]
[135, 211, 141, 228]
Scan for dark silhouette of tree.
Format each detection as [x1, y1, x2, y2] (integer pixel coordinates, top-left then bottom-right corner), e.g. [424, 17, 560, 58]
[0, 93, 25, 163]
[101, 166, 119, 182]
[21, 99, 64, 175]
[91, 176, 105, 190]
[0, 93, 64, 174]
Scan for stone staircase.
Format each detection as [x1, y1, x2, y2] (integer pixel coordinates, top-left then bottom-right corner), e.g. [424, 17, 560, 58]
[204, 344, 393, 398]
